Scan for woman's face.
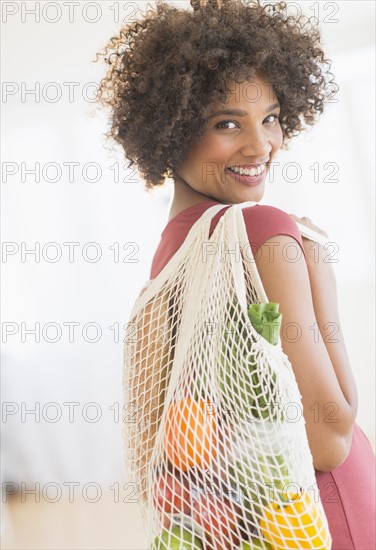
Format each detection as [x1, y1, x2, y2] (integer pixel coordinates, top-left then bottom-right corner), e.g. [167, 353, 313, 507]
[174, 73, 283, 204]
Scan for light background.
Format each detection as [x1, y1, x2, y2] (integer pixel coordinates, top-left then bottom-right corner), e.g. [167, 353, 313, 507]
[1, 1, 375, 548]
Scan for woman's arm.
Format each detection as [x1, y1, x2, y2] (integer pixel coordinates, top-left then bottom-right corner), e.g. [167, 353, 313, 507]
[300, 234, 359, 412]
[254, 233, 358, 472]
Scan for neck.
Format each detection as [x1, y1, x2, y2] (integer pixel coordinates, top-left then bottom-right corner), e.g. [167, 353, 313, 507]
[168, 177, 220, 222]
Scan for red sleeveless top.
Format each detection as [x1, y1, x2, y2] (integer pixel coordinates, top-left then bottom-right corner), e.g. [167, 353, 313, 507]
[149, 200, 376, 550]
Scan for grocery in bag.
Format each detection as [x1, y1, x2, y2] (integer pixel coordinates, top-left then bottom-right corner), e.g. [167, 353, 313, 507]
[122, 202, 332, 549]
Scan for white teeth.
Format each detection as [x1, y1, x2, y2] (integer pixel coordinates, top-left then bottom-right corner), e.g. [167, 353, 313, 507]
[228, 163, 266, 176]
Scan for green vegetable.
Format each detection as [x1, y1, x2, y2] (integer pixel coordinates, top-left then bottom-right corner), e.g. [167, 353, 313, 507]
[258, 453, 291, 504]
[218, 303, 292, 537]
[247, 303, 281, 346]
[241, 536, 274, 549]
[228, 453, 291, 530]
[219, 302, 283, 421]
[228, 460, 266, 521]
[151, 525, 203, 549]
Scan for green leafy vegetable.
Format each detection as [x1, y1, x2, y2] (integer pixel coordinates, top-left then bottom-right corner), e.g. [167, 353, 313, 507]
[219, 302, 283, 421]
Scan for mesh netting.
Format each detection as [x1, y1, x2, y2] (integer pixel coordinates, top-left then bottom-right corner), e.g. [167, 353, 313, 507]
[123, 203, 332, 550]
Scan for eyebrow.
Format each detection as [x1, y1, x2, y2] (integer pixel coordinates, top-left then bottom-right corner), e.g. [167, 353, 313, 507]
[209, 102, 280, 118]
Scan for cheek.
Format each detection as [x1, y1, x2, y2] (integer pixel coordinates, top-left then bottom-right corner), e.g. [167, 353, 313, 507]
[198, 135, 231, 158]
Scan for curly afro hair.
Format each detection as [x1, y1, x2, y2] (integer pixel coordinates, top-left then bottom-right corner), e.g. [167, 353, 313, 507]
[95, 0, 338, 190]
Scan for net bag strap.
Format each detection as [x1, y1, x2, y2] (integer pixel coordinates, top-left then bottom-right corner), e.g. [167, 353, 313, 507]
[234, 200, 333, 301]
[129, 202, 236, 319]
[131, 201, 332, 321]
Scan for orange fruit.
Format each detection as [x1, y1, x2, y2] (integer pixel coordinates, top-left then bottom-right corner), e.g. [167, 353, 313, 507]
[163, 398, 218, 472]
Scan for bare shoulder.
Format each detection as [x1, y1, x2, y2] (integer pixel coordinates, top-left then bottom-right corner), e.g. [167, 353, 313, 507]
[253, 234, 309, 304]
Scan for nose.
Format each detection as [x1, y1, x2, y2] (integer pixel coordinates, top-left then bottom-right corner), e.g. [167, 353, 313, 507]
[238, 126, 271, 158]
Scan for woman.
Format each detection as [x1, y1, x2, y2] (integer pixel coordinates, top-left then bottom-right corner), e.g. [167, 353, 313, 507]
[96, 0, 376, 548]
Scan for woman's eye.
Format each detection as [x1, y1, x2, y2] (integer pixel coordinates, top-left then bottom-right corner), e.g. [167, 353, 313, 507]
[215, 114, 280, 129]
[264, 114, 280, 124]
[215, 120, 238, 129]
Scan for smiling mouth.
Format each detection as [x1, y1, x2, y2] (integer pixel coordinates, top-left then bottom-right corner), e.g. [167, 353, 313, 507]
[227, 163, 267, 177]
[225, 164, 267, 187]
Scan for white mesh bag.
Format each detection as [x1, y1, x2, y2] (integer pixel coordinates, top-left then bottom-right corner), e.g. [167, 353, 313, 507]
[123, 201, 333, 550]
